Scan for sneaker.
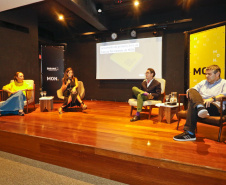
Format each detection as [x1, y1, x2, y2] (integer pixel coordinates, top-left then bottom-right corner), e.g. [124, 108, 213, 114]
[173, 131, 196, 141]
[18, 111, 25, 116]
[197, 107, 209, 118]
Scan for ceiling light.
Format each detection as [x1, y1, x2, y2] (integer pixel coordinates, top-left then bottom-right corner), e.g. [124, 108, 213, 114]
[82, 32, 96, 36]
[58, 15, 64, 21]
[134, 0, 140, 6]
[96, 3, 103, 14]
[152, 30, 158, 36]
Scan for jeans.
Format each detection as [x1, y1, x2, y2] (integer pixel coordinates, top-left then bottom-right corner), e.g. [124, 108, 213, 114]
[184, 89, 220, 133]
[0, 90, 26, 115]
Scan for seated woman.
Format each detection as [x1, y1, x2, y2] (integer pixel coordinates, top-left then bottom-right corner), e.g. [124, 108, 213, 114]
[0, 72, 33, 116]
[58, 67, 87, 114]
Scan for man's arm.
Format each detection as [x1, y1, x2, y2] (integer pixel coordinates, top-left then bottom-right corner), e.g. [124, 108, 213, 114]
[204, 82, 226, 107]
[204, 94, 225, 108]
[150, 82, 161, 99]
[186, 80, 205, 98]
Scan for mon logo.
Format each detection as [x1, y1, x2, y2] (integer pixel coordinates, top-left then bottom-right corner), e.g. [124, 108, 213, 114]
[193, 67, 206, 75]
[47, 76, 58, 81]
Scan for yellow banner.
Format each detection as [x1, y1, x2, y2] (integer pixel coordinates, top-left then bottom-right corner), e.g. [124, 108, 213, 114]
[189, 25, 225, 87]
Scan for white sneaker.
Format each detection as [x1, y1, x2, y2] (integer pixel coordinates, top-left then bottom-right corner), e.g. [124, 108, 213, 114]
[198, 108, 209, 118]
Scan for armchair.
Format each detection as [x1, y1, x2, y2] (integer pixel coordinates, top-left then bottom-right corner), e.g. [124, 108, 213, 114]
[57, 81, 85, 106]
[0, 80, 35, 113]
[177, 94, 226, 142]
[128, 78, 166, 119]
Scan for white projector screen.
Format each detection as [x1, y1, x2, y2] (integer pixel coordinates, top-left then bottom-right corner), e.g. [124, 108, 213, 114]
[96, 37, 162, 79]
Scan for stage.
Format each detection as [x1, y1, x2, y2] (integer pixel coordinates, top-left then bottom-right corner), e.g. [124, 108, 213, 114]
[0, 101, 226, 184]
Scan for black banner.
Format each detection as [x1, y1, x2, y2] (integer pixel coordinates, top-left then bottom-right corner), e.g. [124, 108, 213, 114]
[41, 46, 64, 99]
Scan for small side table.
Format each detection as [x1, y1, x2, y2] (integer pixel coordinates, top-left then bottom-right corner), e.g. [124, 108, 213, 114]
[156, 103, 183, 124]
[39, 96, 54, 112]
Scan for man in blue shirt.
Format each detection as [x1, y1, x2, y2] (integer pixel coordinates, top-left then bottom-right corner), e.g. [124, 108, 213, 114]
[174, 65, 226, 141]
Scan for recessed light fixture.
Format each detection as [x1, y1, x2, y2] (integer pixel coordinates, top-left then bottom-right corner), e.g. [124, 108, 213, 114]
[82, 32, 96, 36]
[58, 14, 64, 21]
[96, 3, 103, 14]
[134, 0, 140, 6]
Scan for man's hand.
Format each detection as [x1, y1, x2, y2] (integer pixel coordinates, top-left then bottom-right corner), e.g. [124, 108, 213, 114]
[204, 98, 214, 108]
[147, 94, 154, 100]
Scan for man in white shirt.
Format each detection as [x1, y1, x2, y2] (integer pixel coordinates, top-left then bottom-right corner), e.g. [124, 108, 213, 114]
[174, 65, 226, 141]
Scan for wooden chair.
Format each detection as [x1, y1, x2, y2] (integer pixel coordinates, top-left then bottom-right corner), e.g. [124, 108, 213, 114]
[0, 80, 35, 113]
[128, 78, 166, 119]
[177, 94, 226, 142]
[56, 81, 85, 107]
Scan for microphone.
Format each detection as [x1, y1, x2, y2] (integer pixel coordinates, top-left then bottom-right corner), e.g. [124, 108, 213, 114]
[67, 77, 72, 85]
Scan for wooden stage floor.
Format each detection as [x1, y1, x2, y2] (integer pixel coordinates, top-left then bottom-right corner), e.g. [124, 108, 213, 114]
[0, 100, 226, 184]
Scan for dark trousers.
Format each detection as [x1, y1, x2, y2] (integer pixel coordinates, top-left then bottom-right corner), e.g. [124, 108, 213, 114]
[184, 89, 220, 133]
[62, 89, 79, 108]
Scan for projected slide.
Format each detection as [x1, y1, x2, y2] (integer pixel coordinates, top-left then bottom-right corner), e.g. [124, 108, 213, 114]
[96, 37, 162, 79]
[189, 25, 225, 87]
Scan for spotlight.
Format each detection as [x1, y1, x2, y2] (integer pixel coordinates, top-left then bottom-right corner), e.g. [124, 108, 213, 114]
[58, 14, 64, 21]
[152, 30, 158, 36]
[96, 3, 103, 14]
[134, 0, 140, 6]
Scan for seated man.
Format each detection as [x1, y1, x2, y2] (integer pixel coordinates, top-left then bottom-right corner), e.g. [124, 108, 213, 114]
[173, 65, 226, 141]
[130, 68, 161, 122]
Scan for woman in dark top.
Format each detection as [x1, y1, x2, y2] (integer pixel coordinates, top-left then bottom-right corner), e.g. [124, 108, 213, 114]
[58, 68, 87, 114]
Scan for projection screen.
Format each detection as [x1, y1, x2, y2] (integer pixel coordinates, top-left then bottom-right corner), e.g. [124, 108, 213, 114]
[96, 37, 162, 79]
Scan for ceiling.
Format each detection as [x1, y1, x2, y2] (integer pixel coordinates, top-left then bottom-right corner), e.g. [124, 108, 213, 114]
[1, 0, 226, 41]
[0, 0, 43, 12]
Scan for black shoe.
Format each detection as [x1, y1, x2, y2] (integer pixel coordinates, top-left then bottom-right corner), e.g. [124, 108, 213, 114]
[173, 131, 196, 141]
[197, 107, 209, 118]
[18, 111, 25, 116]
[130, 115, 140, 122]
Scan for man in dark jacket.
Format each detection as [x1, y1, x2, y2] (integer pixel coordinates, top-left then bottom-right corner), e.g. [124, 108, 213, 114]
[130, 68, 161, 122]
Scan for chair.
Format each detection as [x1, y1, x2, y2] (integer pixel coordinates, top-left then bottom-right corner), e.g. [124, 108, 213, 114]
[177, 94, 226, 142]
[128, 78, 166, 119]
[0, 80, 35, 113]
[57, 81, 85, 106]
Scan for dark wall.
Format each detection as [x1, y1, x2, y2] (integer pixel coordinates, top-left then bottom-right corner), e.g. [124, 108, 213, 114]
[0, 7, 40, 102]
[0, 3, 225, 103]
[64, 4, 226, 102]
[65, 31, 185, 102]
